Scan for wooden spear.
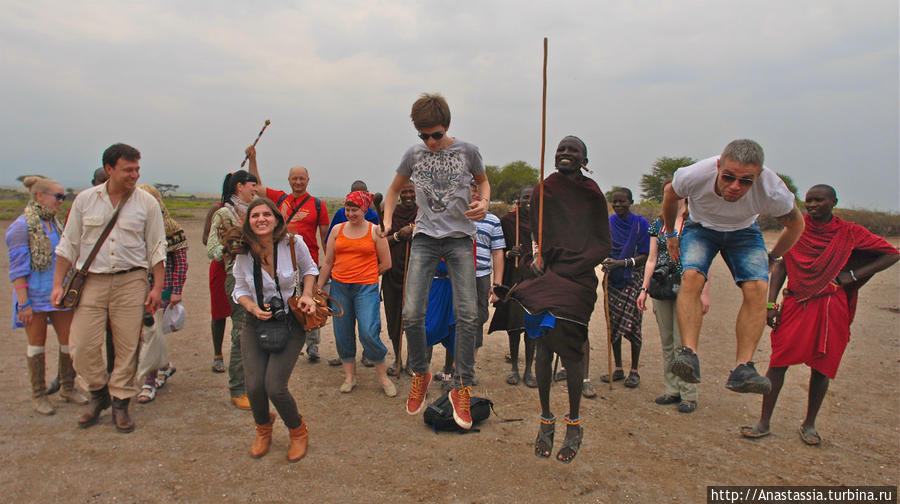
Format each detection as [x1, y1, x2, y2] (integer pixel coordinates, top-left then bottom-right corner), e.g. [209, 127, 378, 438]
[536, 37, 548, 269]
[240, 119, 271, 167]
[603, 273, 614, 390]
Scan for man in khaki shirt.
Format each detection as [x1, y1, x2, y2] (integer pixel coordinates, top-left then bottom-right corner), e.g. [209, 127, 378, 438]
[52, 143, 166, 433]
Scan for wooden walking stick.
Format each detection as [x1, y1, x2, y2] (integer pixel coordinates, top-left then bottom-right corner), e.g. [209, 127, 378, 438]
[514, 199, 520, 268]
[536, 37, 548, 270]
[603, 273, 614, 390]
[398, 224, 414, 373]
[240, 119, 271, 167]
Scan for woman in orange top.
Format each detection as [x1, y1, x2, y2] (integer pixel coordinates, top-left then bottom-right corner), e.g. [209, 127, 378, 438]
[318, 191, 393, 396]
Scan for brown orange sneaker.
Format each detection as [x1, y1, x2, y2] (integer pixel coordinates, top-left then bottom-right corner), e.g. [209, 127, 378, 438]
[449, 386, 473, 430]
[405, 371, 432, 415]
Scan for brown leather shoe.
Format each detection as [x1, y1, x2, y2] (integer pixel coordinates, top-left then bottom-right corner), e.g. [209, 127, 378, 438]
[287, 421, 308, 462]
[250, 412, 276, 458]
[111, 397, 135, 433]
[78, 386, 111, 428]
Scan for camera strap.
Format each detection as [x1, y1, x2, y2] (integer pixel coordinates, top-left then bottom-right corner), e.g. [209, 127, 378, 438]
[252, 243, 285, 314]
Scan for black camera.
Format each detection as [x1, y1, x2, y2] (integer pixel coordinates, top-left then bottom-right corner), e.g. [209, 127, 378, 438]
[652, 262, 675, 282]
[142, 311, 155, 327]
[266, 296, 286, 321]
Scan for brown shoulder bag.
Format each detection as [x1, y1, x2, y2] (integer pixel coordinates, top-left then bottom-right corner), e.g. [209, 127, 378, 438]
[287, 235, 343, 331]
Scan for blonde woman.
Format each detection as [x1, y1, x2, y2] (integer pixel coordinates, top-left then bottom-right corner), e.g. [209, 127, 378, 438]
[6, 176, 88, 414]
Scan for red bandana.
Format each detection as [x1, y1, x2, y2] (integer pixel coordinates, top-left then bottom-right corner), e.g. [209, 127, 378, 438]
[346, 191, 374, 211]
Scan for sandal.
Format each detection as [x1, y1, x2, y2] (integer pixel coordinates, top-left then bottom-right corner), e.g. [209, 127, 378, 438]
[600, 369, 625, 383]
[523, 372, 538, 388]
[535, 415, 555, 458]
[557, 414, 583, 463]
[211, 356, 225, 373]
[799, 425, 821, 446]
[624, 371, 640, 388]
[740, 424, 771, 439]
[137, 384, 156, 404]
[155, 366, 176, 389]
[506, 371, 520, 385]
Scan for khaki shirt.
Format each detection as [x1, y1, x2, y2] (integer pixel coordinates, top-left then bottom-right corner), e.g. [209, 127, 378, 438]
[56, 184, 166, 273]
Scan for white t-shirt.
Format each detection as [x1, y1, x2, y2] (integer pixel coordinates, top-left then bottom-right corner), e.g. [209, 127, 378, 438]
[672, 156, 795, 232]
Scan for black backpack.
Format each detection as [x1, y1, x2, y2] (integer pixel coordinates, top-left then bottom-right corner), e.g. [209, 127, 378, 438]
[423, 395, 494, 433]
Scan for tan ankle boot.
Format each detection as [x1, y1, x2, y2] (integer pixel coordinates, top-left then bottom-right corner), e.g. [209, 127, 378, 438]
[287, 421, 308, 462]
[250, 412, 276, 458]
[27, 354, 54, 416]
[58, 351, 88, 405]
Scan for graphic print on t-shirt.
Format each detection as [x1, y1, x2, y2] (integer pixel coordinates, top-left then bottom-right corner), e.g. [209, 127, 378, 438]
[410, 149, 467, 213]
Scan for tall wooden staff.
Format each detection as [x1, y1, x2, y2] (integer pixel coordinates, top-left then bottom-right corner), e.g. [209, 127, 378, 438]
[514, 200, 520, 268]
[536, 37, 548, 269]
[603, 274, 614, 390]
[398, 224, 414, 373]
[240, 119, 271, 167]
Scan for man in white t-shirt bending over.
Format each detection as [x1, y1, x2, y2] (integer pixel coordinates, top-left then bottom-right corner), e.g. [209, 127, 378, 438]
[662, 139, 804, 394]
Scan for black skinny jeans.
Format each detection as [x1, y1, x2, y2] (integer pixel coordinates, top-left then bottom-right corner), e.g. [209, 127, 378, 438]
[241, 316, 306, 428]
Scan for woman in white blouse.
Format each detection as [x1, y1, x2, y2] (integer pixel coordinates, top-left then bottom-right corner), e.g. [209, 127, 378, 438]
[224, 198, 317, 463]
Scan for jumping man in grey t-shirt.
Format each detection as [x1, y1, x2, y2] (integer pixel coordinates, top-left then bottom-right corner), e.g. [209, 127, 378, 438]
[382, 93, 490, 430]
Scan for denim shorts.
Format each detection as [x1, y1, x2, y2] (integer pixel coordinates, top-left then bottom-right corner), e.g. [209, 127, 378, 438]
[680, 220, 768, 284]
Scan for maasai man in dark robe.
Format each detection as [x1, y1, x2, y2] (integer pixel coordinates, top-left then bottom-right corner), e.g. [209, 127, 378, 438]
[489, 185, 537, 387]
[382, 182, 417, 376]
[599, 188, 649, 391]
[741, 185, 898, 445]
[510, 136, 610, 463]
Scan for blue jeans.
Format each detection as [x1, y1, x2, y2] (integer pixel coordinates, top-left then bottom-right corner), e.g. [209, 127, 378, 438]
[330, 280, 387, 364]
[403, 234, 478, 386]
[680, 220, 769, 284]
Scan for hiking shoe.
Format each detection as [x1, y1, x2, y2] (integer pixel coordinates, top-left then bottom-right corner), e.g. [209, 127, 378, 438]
[671, 347, 701, 383]
[725, 362, 771, 394]
[405, 372, 432, 415]
[678, 400, 698, 413]
[449, 386, 473, 430]
[655, 394, 681, 405]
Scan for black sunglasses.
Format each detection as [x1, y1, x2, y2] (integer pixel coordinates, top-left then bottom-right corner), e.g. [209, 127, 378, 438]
[417, 132, 444, 141]
[720, 173, 754, 187]
[44, 191, 65, 201]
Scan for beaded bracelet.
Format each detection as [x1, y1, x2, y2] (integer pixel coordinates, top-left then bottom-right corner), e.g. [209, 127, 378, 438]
[14, 283, 29, 289]
[665, 231, 678, 239]
[849, 270, 858, 282]
[18, 300, 32, 311]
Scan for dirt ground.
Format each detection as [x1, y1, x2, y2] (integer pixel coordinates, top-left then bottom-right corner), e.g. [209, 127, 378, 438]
[1, 215, 898, 503]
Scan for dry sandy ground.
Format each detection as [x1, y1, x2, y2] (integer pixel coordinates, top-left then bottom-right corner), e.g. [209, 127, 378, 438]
[1, 215, 898, 503]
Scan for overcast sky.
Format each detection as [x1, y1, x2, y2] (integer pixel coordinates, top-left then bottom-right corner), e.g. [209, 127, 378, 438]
[2, 1, 897, 210]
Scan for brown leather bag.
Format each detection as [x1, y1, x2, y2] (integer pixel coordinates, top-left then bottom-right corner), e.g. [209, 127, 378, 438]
[288, 236, 343, 331]
[61, 191, 133, 308]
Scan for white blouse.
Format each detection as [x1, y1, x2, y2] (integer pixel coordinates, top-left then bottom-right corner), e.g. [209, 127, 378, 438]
[232, 235, 319, 311]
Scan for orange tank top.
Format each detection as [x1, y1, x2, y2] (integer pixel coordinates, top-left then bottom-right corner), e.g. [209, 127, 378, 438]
[332, 223, 379, 285]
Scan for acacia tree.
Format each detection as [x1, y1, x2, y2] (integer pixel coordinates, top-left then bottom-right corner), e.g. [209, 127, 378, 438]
[154, 183, 179, 197]
[639, 156, 696, 202]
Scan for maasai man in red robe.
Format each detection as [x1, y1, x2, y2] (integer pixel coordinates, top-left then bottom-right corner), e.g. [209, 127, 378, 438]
[741, 185, 898, 445]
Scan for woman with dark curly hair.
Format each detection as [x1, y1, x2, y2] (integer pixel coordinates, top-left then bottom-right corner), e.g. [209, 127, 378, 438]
[221, 198, 318, 462]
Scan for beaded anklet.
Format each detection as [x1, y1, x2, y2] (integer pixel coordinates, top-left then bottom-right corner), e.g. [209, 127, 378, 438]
[563, 413, 581, 425]
[540, 414, 556, 425]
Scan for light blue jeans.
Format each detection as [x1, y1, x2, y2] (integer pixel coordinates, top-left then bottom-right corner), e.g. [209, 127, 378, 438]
[403, 234, 478, 387]
[330, 280, 387, 364]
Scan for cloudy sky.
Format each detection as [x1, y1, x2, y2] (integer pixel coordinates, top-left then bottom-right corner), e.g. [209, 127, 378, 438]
[2, 1, 897, 210]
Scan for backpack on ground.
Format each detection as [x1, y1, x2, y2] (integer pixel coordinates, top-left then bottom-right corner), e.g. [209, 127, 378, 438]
[423, 395, 493, 433]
